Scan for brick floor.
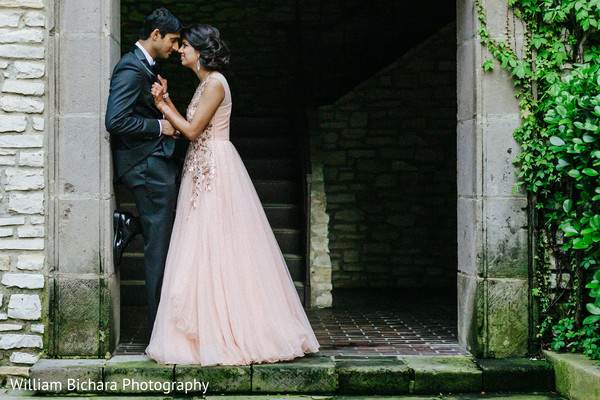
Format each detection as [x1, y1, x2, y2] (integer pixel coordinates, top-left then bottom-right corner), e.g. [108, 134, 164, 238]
[116, 288, 468, 357]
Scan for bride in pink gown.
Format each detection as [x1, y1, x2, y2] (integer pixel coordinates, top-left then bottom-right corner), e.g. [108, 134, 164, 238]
[145, 23, 319, 365]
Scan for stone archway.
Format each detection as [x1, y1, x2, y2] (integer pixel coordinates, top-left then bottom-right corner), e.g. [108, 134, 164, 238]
[44, 0, 530, 359]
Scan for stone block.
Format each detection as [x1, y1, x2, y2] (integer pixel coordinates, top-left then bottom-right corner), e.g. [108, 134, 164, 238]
[58, 116, 100, 194]
[0, 115, 27, 132]
[543, 350, 600, 400]
[1, 0, 44, 7]
[24, 12, 44, 27]
[457, 273, 485, 357]
[457, 0, 476, 43]
[17, 226, 44, 237]
[0, 134, 43, 148]
[55, 277, 100, 356]
[0, 29, 43, 44]
[486, 278, 529, 357]
[14, 61, 45, 78]
[10, 351, 39, 364]
[104, 355, 174, 394]
[0, 217, 25, 226]
[57, 199, 100, 274]
[7, 294, 41, 320]
[0, 11, 23, 27]
[484, 197, 528, 278]
[252, 355, 337, 393]
[0, 239, 43, 250]
[8, 192, 44, 214]
[482, 64, 521, 116]
[457, 197, 483, 276]
[61, 0, 102, 33]
[174, 365, 250, 394]
[457, 119, 480, 197]
[484, 114, 524, 196]
[17, 255, 44, 271]
[0, 44, 44, 59]
[0, 324, 22, 331]
[59, 35, 101, 113]
[0, 227, 13, 237]
[476, 358, 554, 392]
[30, 324, 43, 333]
[2, 80, 44, 95]
[19, 151, 44, 167]
[0, 95, 43, 112]
[32, 117, 43, 130]
[0, 334, 42, 349]
[402, 356, 482, 394]
[2, 273, 44, 289]
[335, 356, 410, 394]
[457, 38, 477, 121]
[29, 359, 105, 394]
[4, 168, 44, 190]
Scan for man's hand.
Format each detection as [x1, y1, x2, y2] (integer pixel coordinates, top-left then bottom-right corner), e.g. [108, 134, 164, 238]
[159, 119, 176, 136]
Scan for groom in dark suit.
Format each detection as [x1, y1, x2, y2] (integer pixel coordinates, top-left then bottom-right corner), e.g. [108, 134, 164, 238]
[105, 8, 183, 326]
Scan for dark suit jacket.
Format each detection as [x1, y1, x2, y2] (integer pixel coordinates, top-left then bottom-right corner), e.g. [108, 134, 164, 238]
[105, 47, 174, 178]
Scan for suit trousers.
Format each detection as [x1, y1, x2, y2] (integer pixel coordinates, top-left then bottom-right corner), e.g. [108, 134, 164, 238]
[121, 150, 178, 327]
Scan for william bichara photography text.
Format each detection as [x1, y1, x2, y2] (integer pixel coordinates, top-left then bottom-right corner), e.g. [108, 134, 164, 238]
[8, 378, 210, 395]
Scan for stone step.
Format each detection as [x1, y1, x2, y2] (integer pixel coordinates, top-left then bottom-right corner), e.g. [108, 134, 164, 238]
[25, 356, 556, 396]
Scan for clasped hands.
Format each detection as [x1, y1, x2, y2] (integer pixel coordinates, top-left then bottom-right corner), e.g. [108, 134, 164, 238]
[152, 75, 180, 139]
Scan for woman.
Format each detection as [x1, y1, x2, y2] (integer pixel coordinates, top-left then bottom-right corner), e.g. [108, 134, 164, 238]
[145, 23, 319, 366]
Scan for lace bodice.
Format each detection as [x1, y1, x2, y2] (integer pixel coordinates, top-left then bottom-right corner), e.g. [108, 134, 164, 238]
[183, 75, 217, 207]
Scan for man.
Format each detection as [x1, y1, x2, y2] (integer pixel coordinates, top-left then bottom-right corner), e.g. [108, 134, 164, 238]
[105, 8, 183, 326]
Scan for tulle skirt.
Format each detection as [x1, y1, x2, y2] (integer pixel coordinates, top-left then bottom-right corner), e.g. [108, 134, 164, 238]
[146, 140, 319, 365]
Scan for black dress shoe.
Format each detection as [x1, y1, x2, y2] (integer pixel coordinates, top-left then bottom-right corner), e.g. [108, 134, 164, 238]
[113, 211, 142, 266]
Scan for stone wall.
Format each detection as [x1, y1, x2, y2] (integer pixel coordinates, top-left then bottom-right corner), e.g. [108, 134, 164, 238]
[314, 23, 457, 289]
[0, 0, 47, 378]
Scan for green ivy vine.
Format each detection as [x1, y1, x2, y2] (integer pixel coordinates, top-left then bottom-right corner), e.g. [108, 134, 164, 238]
[476, 0, 600, 359]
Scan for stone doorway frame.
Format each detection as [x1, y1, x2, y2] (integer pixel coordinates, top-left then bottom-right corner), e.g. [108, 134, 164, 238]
[48, 0, 531, 358]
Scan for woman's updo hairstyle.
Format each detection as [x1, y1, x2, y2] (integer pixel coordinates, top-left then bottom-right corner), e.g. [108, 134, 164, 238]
[182, 23, 230, 71]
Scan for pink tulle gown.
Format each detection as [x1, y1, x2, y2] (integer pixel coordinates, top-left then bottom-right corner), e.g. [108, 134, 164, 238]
[146, 72, 319, 365]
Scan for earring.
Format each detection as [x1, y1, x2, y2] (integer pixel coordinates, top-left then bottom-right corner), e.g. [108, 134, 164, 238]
[197, 57, 201, 71]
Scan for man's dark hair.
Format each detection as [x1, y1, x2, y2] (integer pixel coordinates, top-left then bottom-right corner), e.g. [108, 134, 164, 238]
[138, 8, 183, 40]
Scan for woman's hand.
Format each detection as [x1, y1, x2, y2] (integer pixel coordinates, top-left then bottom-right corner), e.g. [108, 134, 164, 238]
[157, 75, 168, 95]
[151, 82, 165, 107]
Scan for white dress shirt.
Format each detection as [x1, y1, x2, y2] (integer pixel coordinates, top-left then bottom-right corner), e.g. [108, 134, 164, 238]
[135, 42, 163, 135]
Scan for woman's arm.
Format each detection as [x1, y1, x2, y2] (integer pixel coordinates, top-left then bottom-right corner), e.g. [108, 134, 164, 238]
[152, 78, 225, 141]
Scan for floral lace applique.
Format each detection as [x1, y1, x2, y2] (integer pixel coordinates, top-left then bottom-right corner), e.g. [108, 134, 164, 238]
[183, 74, 215, 207]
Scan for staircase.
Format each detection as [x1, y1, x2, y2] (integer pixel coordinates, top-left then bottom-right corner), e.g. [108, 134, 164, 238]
[116, 116, 308, 316]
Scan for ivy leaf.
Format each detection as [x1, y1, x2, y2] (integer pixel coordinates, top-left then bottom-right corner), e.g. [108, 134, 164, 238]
[568, 169, 582, 179]
[550, 136, 566, 146]
[563, 225, 579, 236]
[586, 303, 600, 315]
[583, 168, 599, 176]
[583, 315, 600, 325]
[563, 199, 573, 213]
[483, 58, 495, 71]
[583, 135, 597, 143]
[557, 105, 568, 117]
[573, 238, 589, 249]
[592, 151, 600, 158]
[590, 215, 600, 230]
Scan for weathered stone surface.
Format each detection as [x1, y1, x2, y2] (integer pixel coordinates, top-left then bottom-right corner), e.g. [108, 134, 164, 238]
[17, 226, 44, 238]
[10, 351, 39, 364]
[476, 358, 554, 392]
[175, 364, 250, 394]
[7, 294, 41, 320]
[29, 359, 105, 394]
[4, 168, 44, 190]
[14, 61, 45, 78]
[0, 238, 43, 250]
[0, 255, 9, 270]
[543, 350, 600, 400]
[486, 278, 529, 357]
[104, 356, 174, 394]
[30, 324, 43, 333]
[32, 116, 43, 130]
[24, 11, 44, 27]
[55, 277, 100, 356]
[0, 29, 43, 44]
[0, 115, 27, 132]
[2, 79, 44, 95]
[252, 356, 337, 393]
[0, 217, 25, 226]
[0, 134, 43, 148]
[58, 116, 100, 194]
[402, 356, 482, 394]
[2, 273, 44, 289]
[57, 199, 100, 274]
[0, 334, 42, 349]
[9, 192, 44, 214]
[0, 324, 23, 331]
[17, 255, 43, 270]
[0, 11, 23, 27]
[0, 44, 44, 59]
[19, 150, 44, 167]
[0, 227, 13, 237]
[0, 94, 43, 112]
[335, 356, 410, 394]
[1, 0, 43, 8]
